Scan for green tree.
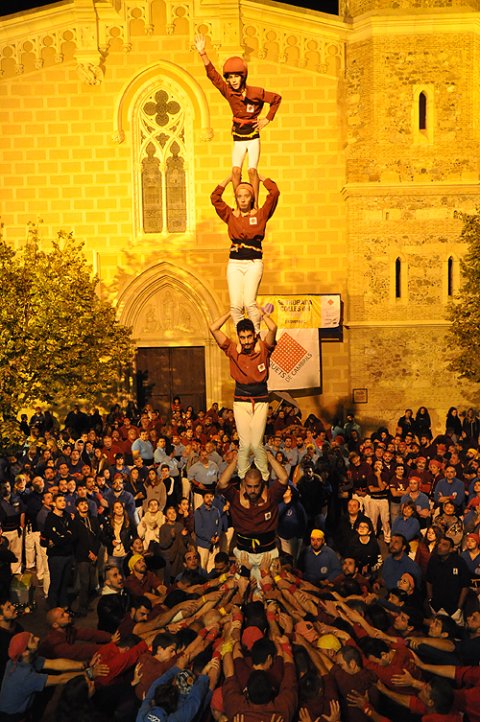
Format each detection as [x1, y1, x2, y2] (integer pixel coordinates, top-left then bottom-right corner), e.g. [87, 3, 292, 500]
[448, 209, 480, 382]
[0, 223, 135, 451]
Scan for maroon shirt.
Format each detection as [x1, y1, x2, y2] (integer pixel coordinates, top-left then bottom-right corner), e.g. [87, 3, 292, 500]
[125, 570, 162, 598]
[205, 61, 281, 139]
[224, 479, 285, 536]
[38, 626, 111, 661]
[219, 337, 275, 402]
[211, 179, 280, 261]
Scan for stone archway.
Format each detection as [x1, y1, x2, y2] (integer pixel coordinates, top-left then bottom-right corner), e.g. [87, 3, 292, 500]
[117, 262, 223, 405]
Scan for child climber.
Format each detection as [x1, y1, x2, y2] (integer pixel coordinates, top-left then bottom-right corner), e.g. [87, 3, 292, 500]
[194, 33, 281, 206]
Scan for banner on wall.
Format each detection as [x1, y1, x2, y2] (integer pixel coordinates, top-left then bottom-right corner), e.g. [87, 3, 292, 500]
[259, 294, 340, 330]
[268, 328, 321, 391]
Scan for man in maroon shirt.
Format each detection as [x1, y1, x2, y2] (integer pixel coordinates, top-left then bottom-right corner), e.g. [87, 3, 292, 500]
[217, 449, 288, 581]
[39, 607, 112, 661]
[210, 308, 276, 481]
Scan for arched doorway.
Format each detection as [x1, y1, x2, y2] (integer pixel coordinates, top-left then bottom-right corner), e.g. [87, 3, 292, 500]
[117, 262, 222, 415]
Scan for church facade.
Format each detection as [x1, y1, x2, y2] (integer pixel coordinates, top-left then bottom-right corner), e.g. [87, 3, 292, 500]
[1, 0, 479, 430]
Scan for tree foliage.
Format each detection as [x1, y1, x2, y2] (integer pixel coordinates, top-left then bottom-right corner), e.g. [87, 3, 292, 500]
[0, 224, 135, 442]
[448, 209, 480, 382]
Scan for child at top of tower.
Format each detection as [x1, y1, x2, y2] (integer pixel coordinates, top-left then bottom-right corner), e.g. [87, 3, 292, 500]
[194, 33, 281, 206]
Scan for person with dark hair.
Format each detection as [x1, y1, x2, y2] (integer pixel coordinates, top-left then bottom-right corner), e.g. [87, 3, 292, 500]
[102, 500, 135, 571]
[414, 406, 432, 439]
[398, 409, 415, 439]
[0, 480, 25, 575]
[210, 308, 277, 481]
[97, 564, 132, 634]
[134, 631, 178, 701]
[136, 655, 220, 722]
[426, 536, 471, 621]
[391, 500, 421, 542]
[345, 520, 381, 578]
[401, 651, 480, 721]
[358, 636, 422, 697]
[43, 493, 75, 609]
[446, 407, 463, 439]
[157, 506, 189, 582]
[232, 636, 284, 692]
[331, 645, 377, 722]
[379, 535, 422, 591]
[222, 631, 297, 721]
[415, 525, 442, 577]
[376, 674, 461, 722]
[0, 598, 24, 684]
[71, 497, 101, 617]
[56, 673, 108, 722]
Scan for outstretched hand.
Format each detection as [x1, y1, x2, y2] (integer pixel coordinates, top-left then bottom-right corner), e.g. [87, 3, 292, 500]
[194, 34, 206, 53]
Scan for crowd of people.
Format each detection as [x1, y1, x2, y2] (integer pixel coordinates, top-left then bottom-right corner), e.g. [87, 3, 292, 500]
[1, 399, 480, 722]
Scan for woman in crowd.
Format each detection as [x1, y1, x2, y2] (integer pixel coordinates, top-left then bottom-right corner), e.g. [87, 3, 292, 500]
[102, 500, 135, 570]
[415, 524, 442, 577]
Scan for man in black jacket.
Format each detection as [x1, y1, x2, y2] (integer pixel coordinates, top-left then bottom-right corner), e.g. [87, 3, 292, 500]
[43, 493, 75, 609]
[72, 498, 101, 616]
[97, 564, 132, 634]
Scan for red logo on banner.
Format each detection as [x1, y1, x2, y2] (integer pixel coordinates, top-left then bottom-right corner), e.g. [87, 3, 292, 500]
[272, 333, 308, 374]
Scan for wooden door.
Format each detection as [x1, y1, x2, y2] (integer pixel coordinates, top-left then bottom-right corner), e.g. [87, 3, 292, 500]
[136, 347, 206, 416]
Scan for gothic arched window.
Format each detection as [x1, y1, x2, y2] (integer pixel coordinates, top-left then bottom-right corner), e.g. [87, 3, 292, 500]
[139, 88, 187, 234]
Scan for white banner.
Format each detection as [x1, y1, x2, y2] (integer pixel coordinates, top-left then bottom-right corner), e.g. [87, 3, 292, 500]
[259, 294, 341, 329]
[268, 328, 321, 391]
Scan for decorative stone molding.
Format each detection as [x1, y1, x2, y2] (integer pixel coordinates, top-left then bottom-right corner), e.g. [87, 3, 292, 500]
[0, 0, 346, 82]
[112, 61, 212, 144]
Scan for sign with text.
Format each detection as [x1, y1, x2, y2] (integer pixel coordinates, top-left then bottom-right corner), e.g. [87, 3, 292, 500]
[268, 328, 321, 391]
[259, 294, 340, 330]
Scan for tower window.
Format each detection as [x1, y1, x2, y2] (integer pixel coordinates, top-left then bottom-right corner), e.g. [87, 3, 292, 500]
[447, 256, 454, 297]
[395, 258, 402, 298]
[419, 92, 427, 131]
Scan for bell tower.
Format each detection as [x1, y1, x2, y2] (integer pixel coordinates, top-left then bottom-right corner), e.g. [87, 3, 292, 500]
[342, 0, 480, 417]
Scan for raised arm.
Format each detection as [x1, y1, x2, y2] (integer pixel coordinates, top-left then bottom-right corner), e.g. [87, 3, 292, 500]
[209, 311, 231, 347]
[194, 34, 210, 67]
[217, 451, 238, 490]
[258, 303, 277, 347]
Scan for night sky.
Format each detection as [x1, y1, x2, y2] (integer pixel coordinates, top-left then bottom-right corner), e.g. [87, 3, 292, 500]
[1, 0, 338, 18]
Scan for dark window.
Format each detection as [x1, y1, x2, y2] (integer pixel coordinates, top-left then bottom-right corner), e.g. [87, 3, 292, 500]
[419, 92, 427, 131]
[447, 256, 454, 297]
[395, 257, 402, 298]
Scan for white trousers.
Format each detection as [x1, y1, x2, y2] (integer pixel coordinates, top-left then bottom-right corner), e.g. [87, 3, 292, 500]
[232, 138, 261, 170]
[233, 546, 279, 585]
[233, 400, 269, 480]
[3, 529, 22, 574]
[227, 259, 263, 332]
[25, 530, 49, 579]
[197, 544, 219, 573]
[366, 499, 391, 542]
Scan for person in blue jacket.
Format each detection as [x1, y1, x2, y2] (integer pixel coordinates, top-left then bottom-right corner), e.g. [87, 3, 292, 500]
[278, 483, 307, 563]
[136, 658, 219, 722]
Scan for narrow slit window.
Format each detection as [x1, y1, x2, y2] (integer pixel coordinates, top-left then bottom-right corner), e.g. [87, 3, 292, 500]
[395, 257, 402, 298]
[447, 256, 454, 297]
[419, 92, 427, 131]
